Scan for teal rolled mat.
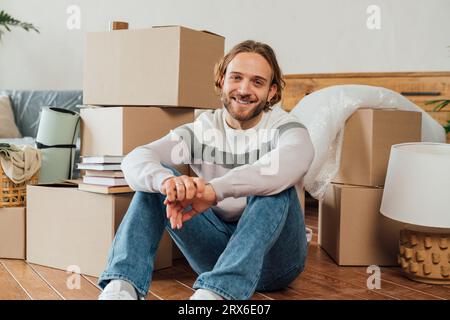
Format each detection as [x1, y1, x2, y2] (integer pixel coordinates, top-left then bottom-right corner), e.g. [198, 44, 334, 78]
[36, 107, 80, 184]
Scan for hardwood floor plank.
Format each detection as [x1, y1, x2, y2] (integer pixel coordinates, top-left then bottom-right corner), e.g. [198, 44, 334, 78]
[1, 202, 447, 301]
[288, 271, 361, 300]
[307, 245, 444, 300]
[304, 249, 398, 300]
[82, 275, 101, 290]
[145, 291, 163, 300]
[81, 274, 162, 300]
[0, 259, 61, 300]
[353, 267, 450, 300]
[171, 259, 271, 300]
[261, 287, 316, 300]
[250, 293, 273, 300]
[303, 265, 393, 300]
[0, 262, 30, 300]
[29, 264, 100, 300]
[151, 267, 195, 300]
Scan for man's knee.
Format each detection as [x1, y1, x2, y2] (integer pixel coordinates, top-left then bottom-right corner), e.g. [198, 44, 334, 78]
[247, 186, 296, 206]
[132, 190, 165, 208]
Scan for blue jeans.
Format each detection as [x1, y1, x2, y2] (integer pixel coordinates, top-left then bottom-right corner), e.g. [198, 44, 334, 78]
[98, 168, 308, 300]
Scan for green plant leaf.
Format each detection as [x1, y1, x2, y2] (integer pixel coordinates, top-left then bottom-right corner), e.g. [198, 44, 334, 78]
[0, 10, 39, 41]
[433, 100, 450, 112]
[425, 99, 450, 111]
[445, 120, 450, 134]
[425, 99, 444, 105]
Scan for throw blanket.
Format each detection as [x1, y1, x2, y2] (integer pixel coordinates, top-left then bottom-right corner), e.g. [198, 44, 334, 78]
[290, 85, 446, 200]
[0, 143, 41, 184]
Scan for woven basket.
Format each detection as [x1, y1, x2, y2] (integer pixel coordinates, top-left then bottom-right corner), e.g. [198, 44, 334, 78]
[0, 165, 39, 208]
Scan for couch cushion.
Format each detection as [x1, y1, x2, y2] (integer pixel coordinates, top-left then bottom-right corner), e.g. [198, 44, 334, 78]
[0, 90, 82, 138]
[0, 95, 22, 138]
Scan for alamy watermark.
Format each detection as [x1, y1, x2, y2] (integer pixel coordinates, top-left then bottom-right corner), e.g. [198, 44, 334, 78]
[366, 265, 381, 289]
[366, 5, 381, 30]
[66, 5, 81, 30]
[66, 265, 81, 290]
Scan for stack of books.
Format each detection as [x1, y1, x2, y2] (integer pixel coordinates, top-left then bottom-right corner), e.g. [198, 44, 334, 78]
[77, 155, 133, 194]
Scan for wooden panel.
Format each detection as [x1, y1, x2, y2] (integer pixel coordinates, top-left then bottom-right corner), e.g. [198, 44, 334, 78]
[1, 260, 61, 300]
[282, 72, 450, 112]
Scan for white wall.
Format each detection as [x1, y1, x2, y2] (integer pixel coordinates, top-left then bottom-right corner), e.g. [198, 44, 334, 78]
[1, 0, 449, 90]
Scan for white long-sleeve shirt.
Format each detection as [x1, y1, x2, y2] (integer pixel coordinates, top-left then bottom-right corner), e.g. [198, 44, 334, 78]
[121, 105, 314, 222]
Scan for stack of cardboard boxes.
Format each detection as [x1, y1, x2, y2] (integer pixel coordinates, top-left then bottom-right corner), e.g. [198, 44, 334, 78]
[319, 108, 422, 266]
[25, 25, 224, 277]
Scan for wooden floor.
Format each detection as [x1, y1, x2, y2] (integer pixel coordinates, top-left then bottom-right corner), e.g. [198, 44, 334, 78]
[1, 198, 449, 300]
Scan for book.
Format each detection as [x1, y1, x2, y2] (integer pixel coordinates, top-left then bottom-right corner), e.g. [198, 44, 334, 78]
[77, 163, 122, 171]
[83, 176, 128, 186]
[81, 155, 124, 164]
[84, 170, 124, 178]
[78, 183, 133, 194]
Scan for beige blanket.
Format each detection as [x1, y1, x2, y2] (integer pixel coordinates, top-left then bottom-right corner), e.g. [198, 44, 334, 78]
[0, 143, 41, 184]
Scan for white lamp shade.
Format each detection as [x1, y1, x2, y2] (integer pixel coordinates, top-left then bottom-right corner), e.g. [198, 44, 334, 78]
[380, 143, 450, 228]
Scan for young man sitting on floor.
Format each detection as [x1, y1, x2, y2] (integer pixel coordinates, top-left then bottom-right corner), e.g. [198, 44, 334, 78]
[98, 40, 314, 300]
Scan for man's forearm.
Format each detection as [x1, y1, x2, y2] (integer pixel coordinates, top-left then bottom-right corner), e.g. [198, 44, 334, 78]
[121, 134, 186, 193]
[209, 129, 314, 202]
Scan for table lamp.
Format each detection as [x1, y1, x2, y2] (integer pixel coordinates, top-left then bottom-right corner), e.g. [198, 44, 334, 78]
[380, 142, 450, 284]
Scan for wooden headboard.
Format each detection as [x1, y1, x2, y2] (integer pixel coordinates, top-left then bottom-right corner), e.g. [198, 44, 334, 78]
[281, 72, 450, 142]
[281, 72, 450, 111]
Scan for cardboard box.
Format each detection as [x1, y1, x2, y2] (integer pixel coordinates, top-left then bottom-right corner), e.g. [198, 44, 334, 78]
[333, 108, 421, 187]
[83, 26, 224, 108]
[80, 106, 195, 156]
[319, 183, 403, 266]
[0, 207, 25, 259]
[26, 184, 172, 277]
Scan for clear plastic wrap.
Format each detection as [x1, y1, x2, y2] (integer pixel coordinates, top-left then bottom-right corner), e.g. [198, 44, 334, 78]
[290, 85, 446, 200]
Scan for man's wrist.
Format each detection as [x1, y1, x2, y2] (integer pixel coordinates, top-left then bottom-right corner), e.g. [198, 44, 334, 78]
[159, 175, 175, 193]
[205, 183, 218, 205]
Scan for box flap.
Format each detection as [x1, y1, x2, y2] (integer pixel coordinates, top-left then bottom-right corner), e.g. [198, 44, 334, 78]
[152, 25, 224, 38]
[199, 29, 224, 38]
[358, 106, 400, 111]
[30, 182, 78, 188]
[152, 25, 182, 29]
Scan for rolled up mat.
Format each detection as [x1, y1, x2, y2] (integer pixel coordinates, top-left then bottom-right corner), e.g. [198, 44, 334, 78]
[36, 107, 80, 184]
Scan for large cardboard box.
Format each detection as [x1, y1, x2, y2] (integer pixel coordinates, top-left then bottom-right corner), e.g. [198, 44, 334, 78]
[26, 184, 172, 277]
[0, 207, 25, 259]
[333, 108, 421, 187]
[319, 183, 403, 266]
[80, 106, 195, 156]
[83, 26, 224, 108]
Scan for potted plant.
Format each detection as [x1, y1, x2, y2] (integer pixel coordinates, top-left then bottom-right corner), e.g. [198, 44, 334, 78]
[425, 99, 450, 141]
[0, 10, 39, 41]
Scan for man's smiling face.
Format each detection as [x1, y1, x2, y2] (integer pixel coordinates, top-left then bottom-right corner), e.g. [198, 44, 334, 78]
[220, 52, 277, 123]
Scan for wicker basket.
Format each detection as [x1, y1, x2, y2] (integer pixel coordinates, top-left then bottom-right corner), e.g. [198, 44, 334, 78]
[0, 165, 39, 208]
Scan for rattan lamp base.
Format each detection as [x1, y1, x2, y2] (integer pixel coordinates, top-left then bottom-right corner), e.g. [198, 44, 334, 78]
[398, 229, 450, 284]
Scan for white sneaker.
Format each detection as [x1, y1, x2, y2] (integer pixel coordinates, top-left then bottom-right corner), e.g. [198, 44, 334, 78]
[98, 280, 140, 300]
[190, 289, 224, 300]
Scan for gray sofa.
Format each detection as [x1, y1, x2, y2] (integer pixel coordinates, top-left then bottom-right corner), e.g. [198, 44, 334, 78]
[0, 90, 83, 178]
